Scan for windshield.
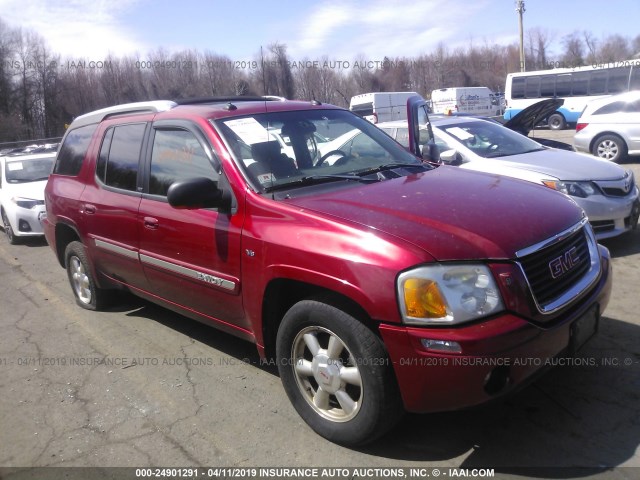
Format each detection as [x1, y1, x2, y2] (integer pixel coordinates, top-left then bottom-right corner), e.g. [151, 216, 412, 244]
[5, 158, 54, 183]
[215, 109, 422, 192]
[437, 120, 545, 158]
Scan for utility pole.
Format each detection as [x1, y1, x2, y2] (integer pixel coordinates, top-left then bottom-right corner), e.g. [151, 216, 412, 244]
[516, 0, 526, 72]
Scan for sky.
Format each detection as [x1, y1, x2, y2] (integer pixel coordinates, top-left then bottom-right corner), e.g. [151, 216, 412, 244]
[0, 0, 638, 62]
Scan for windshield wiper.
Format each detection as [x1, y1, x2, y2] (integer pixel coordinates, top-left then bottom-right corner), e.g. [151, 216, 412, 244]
[264, 174, 378, 193]
[358, 162, 429, 175]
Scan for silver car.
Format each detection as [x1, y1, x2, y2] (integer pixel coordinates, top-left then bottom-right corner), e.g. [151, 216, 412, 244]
[379, 116, 640, 240]
[574, 90, 640, 162]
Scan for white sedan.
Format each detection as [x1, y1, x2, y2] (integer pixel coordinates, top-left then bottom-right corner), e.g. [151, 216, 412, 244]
[0, 153, 55, 244]
[378, 117, 639, 240]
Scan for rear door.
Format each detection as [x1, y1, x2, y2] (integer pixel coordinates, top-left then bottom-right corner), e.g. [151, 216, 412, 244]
[137, 121, 246, 329]
[79, 119, 150, 289]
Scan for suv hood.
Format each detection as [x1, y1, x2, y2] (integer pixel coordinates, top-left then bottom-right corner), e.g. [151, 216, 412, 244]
[284, 167, 583, 261]
[504, 98, 564, 135]
[488, 148, 626, 181]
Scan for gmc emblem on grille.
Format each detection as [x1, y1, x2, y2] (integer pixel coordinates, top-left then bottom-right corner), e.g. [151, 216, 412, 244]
[549, 247, 580, 279]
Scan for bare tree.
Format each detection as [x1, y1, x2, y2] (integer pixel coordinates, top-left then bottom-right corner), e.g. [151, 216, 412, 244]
[598, 34, 631, 63]
[527, 28, 555, 70]
[561, 31, 586, 66]
[583, 31, 598, 64]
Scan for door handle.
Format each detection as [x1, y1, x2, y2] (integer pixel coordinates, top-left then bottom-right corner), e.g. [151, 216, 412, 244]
[83, 204, 96, 214]
[143, 217, 159, 229]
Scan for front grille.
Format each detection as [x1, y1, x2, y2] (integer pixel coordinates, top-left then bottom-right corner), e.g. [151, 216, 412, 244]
[518, 226, 591, 308]
[597, 174, 635, 197]
[602, 187, 631, 197]
[590, 219, 615, 233]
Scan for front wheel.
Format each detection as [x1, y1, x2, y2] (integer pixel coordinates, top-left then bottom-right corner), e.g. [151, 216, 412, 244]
[1, 209, 19, 245]
[65, 241, 112, 310]
[276, 300, 403, 446]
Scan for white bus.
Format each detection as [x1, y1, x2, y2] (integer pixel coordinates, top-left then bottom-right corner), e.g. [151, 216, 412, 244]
[504, 60, 640, 129]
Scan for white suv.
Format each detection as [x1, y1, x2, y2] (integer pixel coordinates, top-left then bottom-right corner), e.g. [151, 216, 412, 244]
[574, 90, 640, 162]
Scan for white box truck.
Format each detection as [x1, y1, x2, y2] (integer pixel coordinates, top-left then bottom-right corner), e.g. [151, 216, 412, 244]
[431, 87, 502, 116]
[349, 92, 420, 123]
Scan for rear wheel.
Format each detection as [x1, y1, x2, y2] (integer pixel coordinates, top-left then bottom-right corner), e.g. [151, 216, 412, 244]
[1, 209, 19, 245]
[276, 300, 403, 446]
[547, 113, 566, 130]
[65, 241, 112, 310]
[592, 134, 627, 163]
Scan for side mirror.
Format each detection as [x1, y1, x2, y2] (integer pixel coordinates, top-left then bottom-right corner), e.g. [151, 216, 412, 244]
[167, 177, 228, 210]
[439, 149, 462, 166]
[420, 139, 438, 162]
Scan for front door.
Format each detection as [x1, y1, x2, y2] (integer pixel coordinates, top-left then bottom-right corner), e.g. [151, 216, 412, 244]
[137, 122, 247, 330]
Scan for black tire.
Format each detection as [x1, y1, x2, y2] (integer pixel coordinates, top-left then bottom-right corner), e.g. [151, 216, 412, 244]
[64, 241, 112, 310]
[547, 113, 566, 130]
[592, 134, 627, 163]
[1, 209, 20, 245]
[276, 300, 403, 446]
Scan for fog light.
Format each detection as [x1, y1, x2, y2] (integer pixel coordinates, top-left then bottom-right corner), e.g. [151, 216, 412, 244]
[421, 339, 462, 353]
[484, 366, 511, 395]
[18, 219, 32, 232]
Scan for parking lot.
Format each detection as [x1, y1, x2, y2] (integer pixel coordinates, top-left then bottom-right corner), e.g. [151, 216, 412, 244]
[0, 130, 639, 477]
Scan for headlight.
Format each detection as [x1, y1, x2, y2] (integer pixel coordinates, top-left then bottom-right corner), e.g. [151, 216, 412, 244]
[397, 264, 504, 325]
[542, 180, 596, 198]
[11, 197, 40, 209]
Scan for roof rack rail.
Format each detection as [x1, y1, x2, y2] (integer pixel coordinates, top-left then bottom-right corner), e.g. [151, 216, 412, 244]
[70, 101, 178, 129]
[174, 96, 285, 105]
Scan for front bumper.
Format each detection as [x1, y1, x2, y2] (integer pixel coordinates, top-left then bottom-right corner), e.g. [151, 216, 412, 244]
[575, 188, 640, 239]
[380, 245, 612, 413]
[7, 205, 47, 237]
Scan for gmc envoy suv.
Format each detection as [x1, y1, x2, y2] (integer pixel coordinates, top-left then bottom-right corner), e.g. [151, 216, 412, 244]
[44, 96, 612, 446]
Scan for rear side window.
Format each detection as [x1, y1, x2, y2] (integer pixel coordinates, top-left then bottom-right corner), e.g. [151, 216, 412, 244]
[96, 123, 146, 191]
[593, 101, 625, 115]
[624, 100, 640, 113]
[53, 124, 98, 176]
[149, 129, 217, 196]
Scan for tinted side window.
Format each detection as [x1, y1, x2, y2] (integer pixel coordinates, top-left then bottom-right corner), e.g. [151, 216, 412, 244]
[594, 101, 626, 115]
[524, 76, 540, 98]
[54, 124, 98, 176]
[590, 71, 607, 94]
[511, 77, 525, 99]
[624, 100, 640, 113]
[149, 129, 217, 196]
[99, 123, 146, 191]
[96, 127, 114, 182]
[540, 76, 556, 97]
[555, 75, 572, 96]
[608, 67, 630, 93]
[571, 72, 589, 96]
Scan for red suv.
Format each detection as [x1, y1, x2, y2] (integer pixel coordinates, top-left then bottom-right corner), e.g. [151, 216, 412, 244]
[44, 96, 611, 446]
